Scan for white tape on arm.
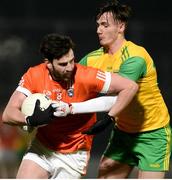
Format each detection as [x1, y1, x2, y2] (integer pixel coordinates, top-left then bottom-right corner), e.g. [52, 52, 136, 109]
[71, 96, 117, 114]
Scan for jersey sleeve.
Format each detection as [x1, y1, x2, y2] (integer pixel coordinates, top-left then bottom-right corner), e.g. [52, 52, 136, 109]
[80, 66, 111, 95]
[16, 67, 36, 96]
[118, 57, 147, 81]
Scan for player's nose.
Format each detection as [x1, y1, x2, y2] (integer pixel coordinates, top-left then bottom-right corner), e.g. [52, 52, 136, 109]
[65, 63, 73, 72]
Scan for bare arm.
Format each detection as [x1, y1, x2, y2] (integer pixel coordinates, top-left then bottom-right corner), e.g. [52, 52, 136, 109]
[2, 90, 27, 125]
[107, 73, 138, 118]
[82, 73, 138, 135]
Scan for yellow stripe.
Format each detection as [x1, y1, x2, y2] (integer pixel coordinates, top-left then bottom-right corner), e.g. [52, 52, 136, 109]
[163, 125, 171, 170]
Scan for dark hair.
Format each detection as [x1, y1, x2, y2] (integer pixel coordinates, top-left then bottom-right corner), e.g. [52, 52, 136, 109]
[96, 0, 132, 24]
[40, 33, 75, 62]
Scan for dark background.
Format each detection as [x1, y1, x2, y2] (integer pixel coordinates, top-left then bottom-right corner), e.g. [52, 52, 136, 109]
[0, 0, 171, 178]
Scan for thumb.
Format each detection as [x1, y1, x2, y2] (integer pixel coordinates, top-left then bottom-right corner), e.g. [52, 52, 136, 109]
[34, 99, 41, 110]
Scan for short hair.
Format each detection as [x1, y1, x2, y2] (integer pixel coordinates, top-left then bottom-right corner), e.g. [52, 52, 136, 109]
[96, 0, 132, 24]
[40, 33, 75, 62]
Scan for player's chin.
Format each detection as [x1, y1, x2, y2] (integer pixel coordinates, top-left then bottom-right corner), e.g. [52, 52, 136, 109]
[99, 38, 108, 46]
[99, 40, 106, 46]
[63, 74, 72, 81]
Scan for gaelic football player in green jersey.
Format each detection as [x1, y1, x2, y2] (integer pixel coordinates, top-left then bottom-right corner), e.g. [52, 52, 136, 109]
[80, 0, 171, 178]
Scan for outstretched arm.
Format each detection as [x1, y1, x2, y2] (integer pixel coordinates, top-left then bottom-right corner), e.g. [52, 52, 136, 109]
[53, 73, 138, 118]
[52, 96, 117, 117]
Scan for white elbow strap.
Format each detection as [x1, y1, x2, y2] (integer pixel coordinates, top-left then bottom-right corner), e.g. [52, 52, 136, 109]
[71, 96, 117, 114]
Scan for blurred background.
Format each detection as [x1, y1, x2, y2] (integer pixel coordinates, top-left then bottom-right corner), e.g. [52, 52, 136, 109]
[0, 0, 171, 178]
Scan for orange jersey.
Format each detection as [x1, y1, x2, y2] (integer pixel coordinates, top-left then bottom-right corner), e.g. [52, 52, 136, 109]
[17, 63, 111, 153]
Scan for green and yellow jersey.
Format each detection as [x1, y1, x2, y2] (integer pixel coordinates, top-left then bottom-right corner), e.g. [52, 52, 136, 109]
[80, 40, 170, 133]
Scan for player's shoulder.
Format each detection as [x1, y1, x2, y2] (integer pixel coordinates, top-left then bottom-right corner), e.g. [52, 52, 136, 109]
[76, 63, 99, 72]
[126, 41, 148, 56]
[28, 62, 46, 71]
[86, 47, 104, 57]
[79, 48, 104, 65]
[75, 63, 102, 80]
[26, 62, 47, 77]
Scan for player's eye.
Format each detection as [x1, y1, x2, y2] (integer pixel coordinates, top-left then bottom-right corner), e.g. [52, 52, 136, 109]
[59, 63, 68, 67]
[102, 22, 109, 28]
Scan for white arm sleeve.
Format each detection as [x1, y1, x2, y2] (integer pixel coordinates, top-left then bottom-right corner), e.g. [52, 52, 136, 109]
[71, 96, 117, 114]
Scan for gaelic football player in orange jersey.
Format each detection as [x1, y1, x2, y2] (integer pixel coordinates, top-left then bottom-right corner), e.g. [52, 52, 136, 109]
[2, 33, 138, 179]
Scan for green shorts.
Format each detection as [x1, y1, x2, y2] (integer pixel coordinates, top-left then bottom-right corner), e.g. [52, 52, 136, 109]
[104, 124, 171, 171]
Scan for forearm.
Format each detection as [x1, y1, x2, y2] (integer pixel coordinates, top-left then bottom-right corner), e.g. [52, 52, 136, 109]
[2, 106, 26, 126]
[2, 90, 28, 126]
[108, 83, 138, 117]
[71, 96, 117, 114]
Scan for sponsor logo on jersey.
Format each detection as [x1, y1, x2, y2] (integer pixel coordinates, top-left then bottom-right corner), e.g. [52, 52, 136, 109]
[149, 163, 160, 168]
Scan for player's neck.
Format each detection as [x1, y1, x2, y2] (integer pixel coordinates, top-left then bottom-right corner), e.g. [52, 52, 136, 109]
[105, 37, 126, 55]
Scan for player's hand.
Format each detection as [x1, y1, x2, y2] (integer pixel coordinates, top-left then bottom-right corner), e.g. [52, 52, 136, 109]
[82, 114, 114, 135]
[52, 101, 71, 117]
[26, 99, 55, 127]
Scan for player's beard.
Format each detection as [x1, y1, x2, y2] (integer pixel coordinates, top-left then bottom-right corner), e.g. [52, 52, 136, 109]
[62, 72, 73, 82]
[51, 67, 73, 83]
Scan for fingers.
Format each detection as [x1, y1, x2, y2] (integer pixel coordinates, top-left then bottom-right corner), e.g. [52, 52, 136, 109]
[51, 101, 70, 117]
[51, 103, 58, 109]
[52, 103, 67, 117]
[53, 111, 66, 117]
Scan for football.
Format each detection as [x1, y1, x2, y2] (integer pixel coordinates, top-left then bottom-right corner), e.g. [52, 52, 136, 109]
[21, 93, 52, 116]
[21, 93, 52, 132]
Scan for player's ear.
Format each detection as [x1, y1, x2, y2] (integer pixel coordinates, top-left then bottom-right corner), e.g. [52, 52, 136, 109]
[46, 61, 52, 70]
[119, 21, 125, 33]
